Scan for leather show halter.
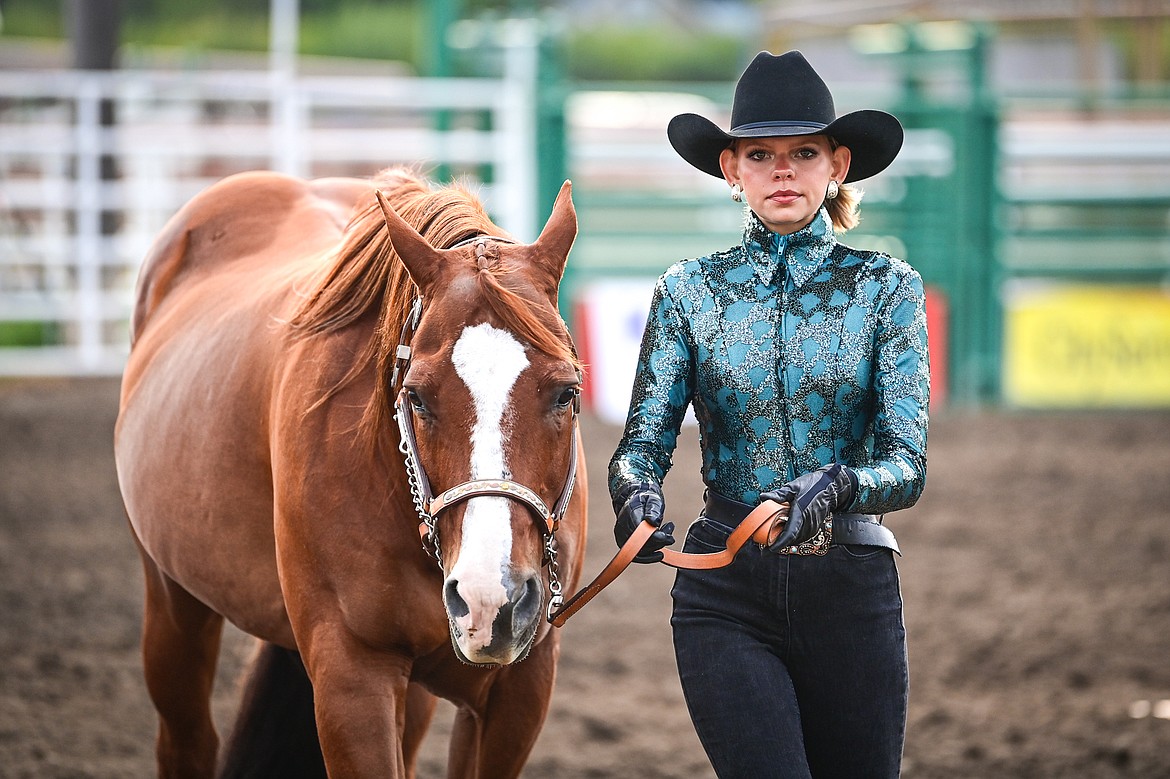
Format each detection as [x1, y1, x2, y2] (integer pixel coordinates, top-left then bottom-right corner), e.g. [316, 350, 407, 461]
[546, 499, 789, 627]
[393, 235, 581, 622]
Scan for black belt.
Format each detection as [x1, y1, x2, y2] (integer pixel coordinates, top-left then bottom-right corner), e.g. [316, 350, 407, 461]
[702, 490, 900, 555]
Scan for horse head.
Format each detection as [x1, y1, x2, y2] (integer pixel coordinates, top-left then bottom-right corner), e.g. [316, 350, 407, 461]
[377, 184, 581, 666]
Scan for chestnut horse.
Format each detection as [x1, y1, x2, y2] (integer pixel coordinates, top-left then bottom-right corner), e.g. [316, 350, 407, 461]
[114, 168, 587, 777]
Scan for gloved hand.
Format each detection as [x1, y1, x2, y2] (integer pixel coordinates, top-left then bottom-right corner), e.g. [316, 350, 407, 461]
[760, 464, 857, 551]
[612, 481, 675, 564]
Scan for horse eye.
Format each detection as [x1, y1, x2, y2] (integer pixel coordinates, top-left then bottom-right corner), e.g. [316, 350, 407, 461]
[555, 387, 579, 410]
[407, 389, 427, 414]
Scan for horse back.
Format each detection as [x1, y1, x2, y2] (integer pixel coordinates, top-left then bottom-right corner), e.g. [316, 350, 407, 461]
[131, 171, 369, 342]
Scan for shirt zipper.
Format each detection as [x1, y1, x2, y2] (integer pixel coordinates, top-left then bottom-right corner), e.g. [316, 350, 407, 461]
[773, 234, 799, 483]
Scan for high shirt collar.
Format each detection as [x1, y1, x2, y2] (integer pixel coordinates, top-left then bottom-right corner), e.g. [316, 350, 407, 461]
[741, 207, 836, 289]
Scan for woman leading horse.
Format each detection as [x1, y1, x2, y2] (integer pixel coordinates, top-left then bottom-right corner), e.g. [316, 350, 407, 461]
[115, 167, 587, 777]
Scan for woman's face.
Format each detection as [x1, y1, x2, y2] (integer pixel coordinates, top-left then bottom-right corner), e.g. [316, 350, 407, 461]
[720, 134, 850, 235]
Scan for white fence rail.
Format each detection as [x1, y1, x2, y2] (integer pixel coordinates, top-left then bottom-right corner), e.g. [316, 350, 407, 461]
[0, 64, 537, 376]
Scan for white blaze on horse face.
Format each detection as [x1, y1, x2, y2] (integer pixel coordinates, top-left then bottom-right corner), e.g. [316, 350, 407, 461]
[448, 322, 529, 653]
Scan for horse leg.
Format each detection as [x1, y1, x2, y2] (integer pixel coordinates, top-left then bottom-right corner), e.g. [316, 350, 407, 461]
[448, 636, 559, 779]
[302, 631, 414, 777]
[139, 553, 225, 778]
[403, 682, 439, 779]
[446, 705, 483, 778]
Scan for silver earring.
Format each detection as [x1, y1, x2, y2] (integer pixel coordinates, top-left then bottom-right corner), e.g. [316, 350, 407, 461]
[826, 180, 840, 200]
[730, 183, 743, 202]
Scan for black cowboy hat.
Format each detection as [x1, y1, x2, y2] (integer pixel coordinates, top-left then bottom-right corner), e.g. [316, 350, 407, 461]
[668, 50, 904, 183]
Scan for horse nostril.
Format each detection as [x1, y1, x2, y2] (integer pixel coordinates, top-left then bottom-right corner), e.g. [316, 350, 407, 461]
[511, 576, 543, 631]
[443, 579, 470, 620]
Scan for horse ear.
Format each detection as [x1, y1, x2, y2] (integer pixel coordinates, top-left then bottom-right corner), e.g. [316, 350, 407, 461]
[531, 180, 577, 283]
[375, 190, 442, 290]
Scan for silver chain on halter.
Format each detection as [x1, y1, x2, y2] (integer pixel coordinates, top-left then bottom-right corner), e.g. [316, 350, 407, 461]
[397, 420, 442, 569]
[545, 534, 564, 617]
[393, 297, 444, 568]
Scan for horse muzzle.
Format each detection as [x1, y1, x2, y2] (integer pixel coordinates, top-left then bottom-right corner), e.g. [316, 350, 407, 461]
[443, 572, 543, 666]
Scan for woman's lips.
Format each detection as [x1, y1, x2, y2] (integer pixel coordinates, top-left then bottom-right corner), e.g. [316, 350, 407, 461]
[768, 189, 800, 204]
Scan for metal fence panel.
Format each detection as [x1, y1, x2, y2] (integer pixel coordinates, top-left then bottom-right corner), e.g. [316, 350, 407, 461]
[0, 66, 537, 376]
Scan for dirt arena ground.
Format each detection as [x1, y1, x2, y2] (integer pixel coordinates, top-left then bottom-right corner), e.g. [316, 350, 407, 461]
[2, 376, 1169, 778]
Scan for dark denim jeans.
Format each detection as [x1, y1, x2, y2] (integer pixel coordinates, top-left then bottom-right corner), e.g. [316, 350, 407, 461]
[671, 517, 908, 779]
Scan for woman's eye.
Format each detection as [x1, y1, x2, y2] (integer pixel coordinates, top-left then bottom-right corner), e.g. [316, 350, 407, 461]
[795, 147, 817, 159]
[748, 150, 768, 161]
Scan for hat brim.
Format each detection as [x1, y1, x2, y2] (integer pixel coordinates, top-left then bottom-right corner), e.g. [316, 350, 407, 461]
[668, 110, 903, 183]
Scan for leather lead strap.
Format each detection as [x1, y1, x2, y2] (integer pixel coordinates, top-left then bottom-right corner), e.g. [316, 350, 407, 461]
[547, 500, 788, 627]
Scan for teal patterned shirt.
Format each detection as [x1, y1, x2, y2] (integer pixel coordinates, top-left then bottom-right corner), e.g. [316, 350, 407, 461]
[609, 207, 929, 514]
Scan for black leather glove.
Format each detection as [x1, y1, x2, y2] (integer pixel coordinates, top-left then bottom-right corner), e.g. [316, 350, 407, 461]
[760, 464, 857, 551]
[612, 481, 675, 564]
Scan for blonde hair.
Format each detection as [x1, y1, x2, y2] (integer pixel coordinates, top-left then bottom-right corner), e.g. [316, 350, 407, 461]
[824, 136, 860, 232]
[826, 181, 861, 232]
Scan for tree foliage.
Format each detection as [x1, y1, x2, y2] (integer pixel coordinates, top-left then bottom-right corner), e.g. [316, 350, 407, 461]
[6, 1, 749, 81]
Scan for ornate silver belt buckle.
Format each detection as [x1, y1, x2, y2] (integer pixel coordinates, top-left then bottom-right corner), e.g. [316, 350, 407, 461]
[779, 518, 832, 556]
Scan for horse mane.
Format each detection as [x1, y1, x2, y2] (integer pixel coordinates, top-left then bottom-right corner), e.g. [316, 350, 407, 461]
[289, 167, 580, 452]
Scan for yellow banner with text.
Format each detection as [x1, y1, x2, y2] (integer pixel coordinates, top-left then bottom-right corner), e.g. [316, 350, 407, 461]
[1004, 283, 1170, 407]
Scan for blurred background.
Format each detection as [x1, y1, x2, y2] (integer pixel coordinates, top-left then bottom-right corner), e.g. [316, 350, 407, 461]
[1, 0, 1168, 412]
